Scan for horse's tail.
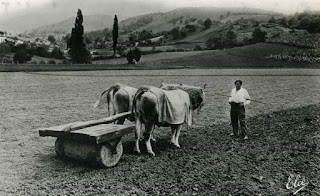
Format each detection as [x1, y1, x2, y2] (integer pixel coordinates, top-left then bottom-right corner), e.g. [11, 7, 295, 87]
[131, 86, 150, 119]
[94, 84, 122, 116]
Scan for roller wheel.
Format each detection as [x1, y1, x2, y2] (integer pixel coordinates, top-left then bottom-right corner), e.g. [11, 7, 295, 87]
[55, 138, 65, 157]
[98, 140, 123, 167]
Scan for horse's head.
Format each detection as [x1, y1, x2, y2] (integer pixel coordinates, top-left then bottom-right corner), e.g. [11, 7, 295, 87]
[160, 82, 183, 90]
[160, 83, 206, 112]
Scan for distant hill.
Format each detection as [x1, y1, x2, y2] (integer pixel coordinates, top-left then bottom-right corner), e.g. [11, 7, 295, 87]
[119, 7, 282, 34]
[0, 0, 171, 34]
[25, 14, 114, 38]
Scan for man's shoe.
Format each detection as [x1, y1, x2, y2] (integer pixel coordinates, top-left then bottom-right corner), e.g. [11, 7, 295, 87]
[230, 133, 236, 136]
[243, 136, 249, 140]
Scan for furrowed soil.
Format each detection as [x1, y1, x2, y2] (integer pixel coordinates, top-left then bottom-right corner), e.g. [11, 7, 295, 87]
[0, 69, 319, 195]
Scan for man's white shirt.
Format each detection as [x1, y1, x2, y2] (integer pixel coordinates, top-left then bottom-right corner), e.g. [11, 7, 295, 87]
[229, 88, 251, 106]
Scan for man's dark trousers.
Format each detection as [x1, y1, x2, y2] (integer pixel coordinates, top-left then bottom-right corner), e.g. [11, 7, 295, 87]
[230, 102, 247, 137]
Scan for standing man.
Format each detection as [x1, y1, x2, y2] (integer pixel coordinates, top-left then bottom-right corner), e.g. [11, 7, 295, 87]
[229, 80, 251, 140]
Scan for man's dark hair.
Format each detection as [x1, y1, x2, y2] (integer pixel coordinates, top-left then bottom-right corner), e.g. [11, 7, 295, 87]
[235, 80, 242, 85]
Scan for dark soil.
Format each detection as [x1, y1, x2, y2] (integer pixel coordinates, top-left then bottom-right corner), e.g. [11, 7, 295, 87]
[11, 104, 319, 196]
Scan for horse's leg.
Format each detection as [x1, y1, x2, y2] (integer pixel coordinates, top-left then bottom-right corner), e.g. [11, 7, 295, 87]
[114, 93, 127, 125]
[134, 118, 142, 154]
[174, 124, 183, 148]
[150, 124, 156, 142]
[170, 125, 177, 144]
[145, 121, 155, 156]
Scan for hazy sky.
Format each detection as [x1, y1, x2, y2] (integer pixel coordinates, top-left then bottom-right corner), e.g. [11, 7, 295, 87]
[1, 0, 319, 18]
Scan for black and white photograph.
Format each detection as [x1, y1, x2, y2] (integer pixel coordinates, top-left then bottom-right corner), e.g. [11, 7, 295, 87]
[0, 0, 319, 195]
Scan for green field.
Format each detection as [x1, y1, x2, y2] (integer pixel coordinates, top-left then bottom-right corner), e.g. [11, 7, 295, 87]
[93, 43, 306, 67]
[1, 43, 319, 72]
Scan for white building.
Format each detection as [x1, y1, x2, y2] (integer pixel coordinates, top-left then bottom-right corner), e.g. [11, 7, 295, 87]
[149, 35, 165, 43]
[0, 35, 6, 43]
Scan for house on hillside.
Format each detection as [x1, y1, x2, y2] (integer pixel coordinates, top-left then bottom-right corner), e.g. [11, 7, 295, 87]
[149, 35, 165, 44]
[35, 38, 51, 46]
[0, 32, 7, 43]
[0, 35, 6, 43]
[14, 40, 24, 46]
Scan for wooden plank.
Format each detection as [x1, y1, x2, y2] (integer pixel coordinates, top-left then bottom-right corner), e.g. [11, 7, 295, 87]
[39, 112, 132, 137]
[72, 124, 131, 137]
[39, 123, 135, 144]
[96, 126, 135, 144]
[69, 124, 136, 144]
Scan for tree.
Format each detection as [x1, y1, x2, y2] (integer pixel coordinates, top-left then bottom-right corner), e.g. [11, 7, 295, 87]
[226, 29, 237, 47]
[133, 47, 142, 62]
[206, 35, 226, 50]
[117, 45, 126, 56]
[269, 16, 276, 23]
[126, 47, 142, 64]
[63, 34, 71, 47]
[126, 50, 134, 64]
[48, 59, 56, 64]
[138, 30, 153, 41]
[68, 9, 91, 63]
[279, 17, 288, 27]
[112, 15, 119, 57]
[85, 37, 92, 45]
[185, 24, 196, 33]
[170, 27, 180, 39]
[180, 27, 188, 38]
[252, 28, 267, 43]
[204, 18, 212, 29]
[129, 34, 137, 48]
[0, 43, 11, 63]
[13, 49, 32, 64]
[50, 47, 65, 59]
[48, 35, 56, 44]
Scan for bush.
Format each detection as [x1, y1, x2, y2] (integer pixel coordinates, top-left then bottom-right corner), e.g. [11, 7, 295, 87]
[133, 47, 142, 62]
[62, 60, 71, 64]
[252, 28, 267, 43]
[194, 45, 203, 51]
[204, 18, 212, 29]
[126, 47, 142, 64]
[39, 60, 46, 64]
[50, 48, 65, 59]
[206, 35, 226, 50]
[13, 49, 32, 64]
[170, 27, 180, 39]
[126, 50, 134, 64]
[48, 60, 56, 64]
[185, 24, 197, 33]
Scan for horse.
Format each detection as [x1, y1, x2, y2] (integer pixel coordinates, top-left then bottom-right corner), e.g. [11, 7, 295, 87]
[94, 83, 137, 124]
[132, 83, 206, 156]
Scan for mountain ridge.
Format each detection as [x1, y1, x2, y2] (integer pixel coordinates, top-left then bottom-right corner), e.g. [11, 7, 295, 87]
[7, 7, 283, 38]
[25, 14, 115, 38]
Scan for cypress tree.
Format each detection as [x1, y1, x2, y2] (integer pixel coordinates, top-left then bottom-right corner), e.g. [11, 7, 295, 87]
[69, 9, 91, 63]
[112, 15, 119, 57]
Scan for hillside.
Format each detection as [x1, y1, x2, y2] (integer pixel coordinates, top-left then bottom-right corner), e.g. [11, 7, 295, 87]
[119, 7, 282, 34]
[25, 14, 114, 37]
[22, 7, 283, 39]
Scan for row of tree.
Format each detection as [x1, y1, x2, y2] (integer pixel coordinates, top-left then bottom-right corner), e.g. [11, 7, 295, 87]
[67, 9, 120, 64]
[205, 27, 267, 50]
[269, 12, 320, 34]
[0, 42, 65, 63]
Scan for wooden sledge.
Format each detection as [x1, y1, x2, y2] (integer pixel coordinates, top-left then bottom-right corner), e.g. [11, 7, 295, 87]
[39, 112, 135, 167]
